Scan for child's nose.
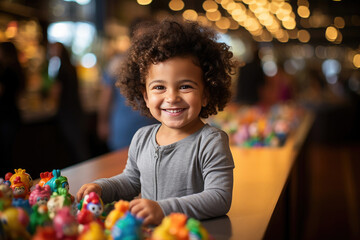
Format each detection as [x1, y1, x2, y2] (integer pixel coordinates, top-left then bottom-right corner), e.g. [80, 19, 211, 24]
[165, 89, 180, 103]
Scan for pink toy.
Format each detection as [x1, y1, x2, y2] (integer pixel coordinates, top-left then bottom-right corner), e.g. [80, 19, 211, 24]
[29, 184, 52, 206]
[53, 206, 78, 240]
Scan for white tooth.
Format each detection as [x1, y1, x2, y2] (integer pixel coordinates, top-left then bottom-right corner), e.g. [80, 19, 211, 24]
[167, 109, 181, 113]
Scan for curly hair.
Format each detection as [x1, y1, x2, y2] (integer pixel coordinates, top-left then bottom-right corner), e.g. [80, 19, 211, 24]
[117, 18, 235, 118]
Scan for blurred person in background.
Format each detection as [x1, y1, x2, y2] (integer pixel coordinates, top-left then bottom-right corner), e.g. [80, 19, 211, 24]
[0, 41, 25, 175]
[259, 62, 295, 107]
[97, 18, 158, 151]
[48, 42, 90, 164]
[235, 44, 265, 105]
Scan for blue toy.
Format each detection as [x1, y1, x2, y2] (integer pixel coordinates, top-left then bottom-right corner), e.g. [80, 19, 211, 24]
[112, 211, 143, 240]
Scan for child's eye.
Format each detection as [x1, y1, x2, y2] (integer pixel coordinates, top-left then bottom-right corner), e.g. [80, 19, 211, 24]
[180, 85, 193, 90]
[153, 85, 165, 90]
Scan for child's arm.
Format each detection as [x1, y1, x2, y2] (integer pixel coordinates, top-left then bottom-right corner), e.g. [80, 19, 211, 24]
[89, 140, 142, 203]
[157, 131, 234, 220]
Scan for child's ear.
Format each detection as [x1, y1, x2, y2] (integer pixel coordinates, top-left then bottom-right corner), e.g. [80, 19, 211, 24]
[201, 89, 209, 107]
[142, 88, 149, 108]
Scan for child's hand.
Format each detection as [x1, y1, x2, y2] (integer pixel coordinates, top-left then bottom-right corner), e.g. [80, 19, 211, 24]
[129, 199, 164, 226]
[76, 183, 102, 202]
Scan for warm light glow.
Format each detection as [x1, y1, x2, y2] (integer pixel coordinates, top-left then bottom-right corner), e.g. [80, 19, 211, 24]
[288, 29, 298, 39]
[183, 9, 198, 21]
[261, 30, 273, 42]
[202, 0, 218, 12]
[325, 26, 338, 41]
[334, 16, 345, 28]
[297, 29, 310, 43]
[206, 10, 222, 21]
[224, 2, 237, 11]
[229, 18, 240, 30]
[280, 2, 292, 15]
[169, 0, 184, 11]
[297, 6, 310, 18]
[353, 54, 360, 68]
[197, 15, 211, 27]
[137, 0, 152, 5]
[5, 21, 18, 39]
[216, 17, 231, 29]
[334, 31, 343, 44]
[282, 19, 296, 29]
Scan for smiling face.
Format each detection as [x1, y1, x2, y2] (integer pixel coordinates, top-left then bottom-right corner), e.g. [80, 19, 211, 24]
[143, 56, 208, 134]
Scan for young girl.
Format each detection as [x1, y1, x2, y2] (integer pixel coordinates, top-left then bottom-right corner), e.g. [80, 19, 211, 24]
[77, 19, 235, 226]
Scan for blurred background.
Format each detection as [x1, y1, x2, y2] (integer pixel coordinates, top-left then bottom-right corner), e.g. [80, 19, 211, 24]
[0, 0, 359, 239]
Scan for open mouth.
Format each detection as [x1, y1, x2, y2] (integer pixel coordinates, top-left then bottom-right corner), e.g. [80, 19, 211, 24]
[163, 108, 185, 113]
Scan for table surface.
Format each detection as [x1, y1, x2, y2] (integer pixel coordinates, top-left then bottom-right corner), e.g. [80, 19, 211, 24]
[62, 112, 314, 240]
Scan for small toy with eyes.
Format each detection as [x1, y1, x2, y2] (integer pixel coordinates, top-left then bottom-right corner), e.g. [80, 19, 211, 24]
[6, 168, 33, 200]
[44, 169, 69, 194]
[80, 192, 104, 219]
[10, 176, 29, 199]
[29, 184, 52, 207]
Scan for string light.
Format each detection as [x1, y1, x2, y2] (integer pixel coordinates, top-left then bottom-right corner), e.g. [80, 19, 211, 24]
[169, 0, 184, 11]
[137, 0, 152, 6]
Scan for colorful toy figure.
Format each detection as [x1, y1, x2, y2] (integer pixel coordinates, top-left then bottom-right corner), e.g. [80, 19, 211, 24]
[53, 207, 78, 240]
[32, 226, 57, 240]
[111, 212, 143, 240]
[105, 200, 130, 230]
[152, 213, 211, 240]
[10, 176, 31, 199]
[44, 169, 69, 193]
[78, 221, 107, 240]
[77, 208, 96, 232]
[29, 184, 52, 207]
[47, 189, 72, 219]
[12, 198, 32, 215]
[81, 192, 104, 218]
[29, 204, 52, 234]
[38, 171, 54, 187]
[151, 213, 188, 240]
[6, 168, 33, 194]
[0, 183, 13, 211]
[186, 218, 209, 240]
[0, 206, 31, 240]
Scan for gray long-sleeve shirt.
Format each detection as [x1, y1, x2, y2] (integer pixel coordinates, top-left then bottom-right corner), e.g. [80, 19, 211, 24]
[94, 123, 234, 220]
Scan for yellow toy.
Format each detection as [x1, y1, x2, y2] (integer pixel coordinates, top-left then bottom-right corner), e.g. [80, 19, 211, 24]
[152, 213, 189, 240]
[78, 221, 107, 240]
[0, 183, 13, 211]
[0, 207, 31, 240]
[151, 213, 210, 240]
[6, 168, 33, 199]
[104, 200, 130, 230]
